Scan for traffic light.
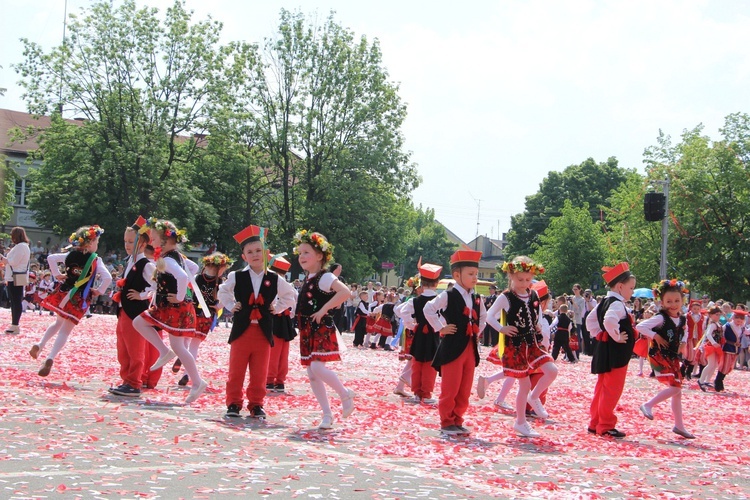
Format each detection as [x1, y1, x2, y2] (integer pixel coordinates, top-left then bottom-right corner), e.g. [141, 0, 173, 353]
[644, 192, 666, 221]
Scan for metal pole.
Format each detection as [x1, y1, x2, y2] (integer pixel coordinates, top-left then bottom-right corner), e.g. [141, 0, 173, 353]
[659, 176, 669, 280]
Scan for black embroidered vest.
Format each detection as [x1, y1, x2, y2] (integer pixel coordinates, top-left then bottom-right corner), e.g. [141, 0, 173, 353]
[648, 312, 685, 359]
[228, 270, 279, 345]
[591, 296, 636, 374]
[431, 288, 481, 372]
[121, 257, 150, 319]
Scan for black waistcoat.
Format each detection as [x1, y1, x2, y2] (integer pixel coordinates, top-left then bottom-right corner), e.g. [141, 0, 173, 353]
[227, 270, 278, 345]
[411, 294, 439, 362]
[648, 312, 685, 359]
[431, 288, 481, 373]
[60, 250, 95, 293]
[121, 257, 150, 319]
[591, 296, 636, 374]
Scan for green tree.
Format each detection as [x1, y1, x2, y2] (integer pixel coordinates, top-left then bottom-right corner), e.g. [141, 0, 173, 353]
[505, 157, 632, 257]
[604, 174, 662, 285]
[15, 0, 236, 248]
[643, 115, 750, 301]
[531, 200, 608, 294]
[401, 207, 456, 279]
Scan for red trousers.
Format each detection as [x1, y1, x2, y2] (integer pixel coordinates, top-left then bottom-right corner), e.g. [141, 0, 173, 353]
[141, 328, 164, 389]
[116, 311, 146, 388]
[226, 324, 271, 408]
[411, 360, 438, 399]
[266, 338, 290, 385]
[438, 342, 476, 428]
[589, 365, 628, 434]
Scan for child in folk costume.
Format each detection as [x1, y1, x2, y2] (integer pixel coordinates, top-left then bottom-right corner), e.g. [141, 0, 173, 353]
[395, 263, 443, 404]
[36, 270, 55, 315]
[22, 273, 37, 313]
[636, 279, 695, 439]
[266, 253, 298, 393]
[586, 262, 636, 438]
[697, 306, 724, 391]
[31, 226, 112, 377]
[217, 226, 297, 418]
[486, 256, 556, 438]
[551, 304, 576, 362]
[525, 280, 554, 419]
[352, 290, 370, 348]
[132, 218, 206, 404]
[109, 217, 156, 397]
[682, 300, 705, 380]
[372, 292, 398, 351]
[634, 306, 657, 377]
[392, 275, 419, 399]
[366, 291, 385, 348]
[172, 252, 232, 387]
[712, 308, 746, 392]
[424, 250, 487, 436]
[292, 230, 355, 430]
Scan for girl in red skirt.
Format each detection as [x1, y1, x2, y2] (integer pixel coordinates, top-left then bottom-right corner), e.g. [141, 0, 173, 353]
[636, 279, 695, 439]
[293, 230, 355, 430]
[172, 252, 231, 386]
[486, 256, 557, 437]
[31, 226, 112, 377]
[133, 218, 206, 404]
[697, 306, 723, 390]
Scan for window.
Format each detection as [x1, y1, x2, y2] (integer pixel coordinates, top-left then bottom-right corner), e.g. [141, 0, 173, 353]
[15, 178, 31, 207]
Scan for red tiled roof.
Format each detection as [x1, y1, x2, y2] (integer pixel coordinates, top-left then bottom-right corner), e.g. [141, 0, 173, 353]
[0, 108, 82, 155]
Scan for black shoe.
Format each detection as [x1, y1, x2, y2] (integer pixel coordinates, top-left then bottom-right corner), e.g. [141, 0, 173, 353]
[274, 383, 285, 393]
[587, 427, 596, 434]
[171, 358, 182, 373]
[369, 343, 377, 349]
[225, 404, 242, 417]
[602, 429, 626, 438]
[249, 405, 266, 419]
[698, 381, 708, 392]
[383, 345, 393, 351]
[178, 374, 189, 386]
[266, 383, 275, 391]
[109, 384, 141, 397]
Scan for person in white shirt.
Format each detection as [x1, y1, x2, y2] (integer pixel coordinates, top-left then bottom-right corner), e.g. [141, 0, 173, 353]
[636, 279, 695, 439]
[131, 219, 207, 405]
[586, 262, 636, 438]
[30, 226, 111, 377]
[2, 227, 32, 334]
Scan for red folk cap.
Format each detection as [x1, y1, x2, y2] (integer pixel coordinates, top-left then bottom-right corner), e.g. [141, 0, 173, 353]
[418, 263, 443, 280]
[233, 225, 265, 247]
[132, 215, 147, 230]
[689, 299, 702, 307]
[450, 249, 483, 268]
[602, 262, 632, 286]
[269, 253, 291, 273]
[531, 280, 549, 299]
[732, 309, 748, 318]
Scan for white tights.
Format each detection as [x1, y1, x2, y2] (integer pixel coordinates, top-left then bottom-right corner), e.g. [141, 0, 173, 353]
[515, 362, 558, 425]
[37, 316, 76, 360]
[644, 386, 685, 430]
[394, 359, 413, 392]
[306, 360, 347, 417]
[496, 377, 515, 404]
[169, 335, 202, 387]
[700, 355, 718, 384]
[133, 315, 170, 357]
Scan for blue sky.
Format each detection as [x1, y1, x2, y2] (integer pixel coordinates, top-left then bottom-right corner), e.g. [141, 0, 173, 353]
[2, 0, 750, 243]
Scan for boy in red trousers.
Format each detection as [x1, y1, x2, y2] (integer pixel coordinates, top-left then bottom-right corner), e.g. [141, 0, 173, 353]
[217, 226, 296, 418]
[424, 250, 486, 436]
[586, 262, 637, 438]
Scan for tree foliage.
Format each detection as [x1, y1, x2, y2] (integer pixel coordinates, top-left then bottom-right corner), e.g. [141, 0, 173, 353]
[401, 207, 457, 279]
[505, 157, 632, 257]
[640, 115, 750, 301]
[532, 200, 608, 295]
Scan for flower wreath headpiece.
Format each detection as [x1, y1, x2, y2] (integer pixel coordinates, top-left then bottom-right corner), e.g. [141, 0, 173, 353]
[653, 278, 690, 299]
[69, 225, 104, 247]
[147, 217, 188, 244]
[292, 229, 334, 263]
[202, 253, 232, 267]
[501, 257, 545, 276]
[406, 274, 421, 290]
